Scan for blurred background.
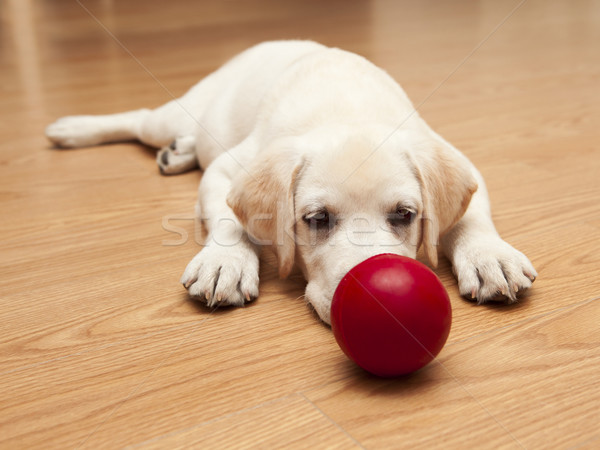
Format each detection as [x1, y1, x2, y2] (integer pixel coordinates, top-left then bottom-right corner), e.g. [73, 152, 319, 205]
[5, 0, 598, 141]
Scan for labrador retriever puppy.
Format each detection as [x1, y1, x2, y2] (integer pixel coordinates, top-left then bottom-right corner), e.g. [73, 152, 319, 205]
[46, 40, 537, 323]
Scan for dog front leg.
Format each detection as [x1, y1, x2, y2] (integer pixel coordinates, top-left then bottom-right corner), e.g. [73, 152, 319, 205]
[441, 167, 537, 303]
[180, 149, 261, 307]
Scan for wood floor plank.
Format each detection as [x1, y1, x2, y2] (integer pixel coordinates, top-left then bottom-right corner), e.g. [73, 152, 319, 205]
[432, 222, 600, 344]
[132, 395, 361, 449]
[0, 299, 342, 448]
[0, 253, 304, 373]
[437, 299, 600, 449]
[305, 299, 600, 449]
[486, 162, 600, 240]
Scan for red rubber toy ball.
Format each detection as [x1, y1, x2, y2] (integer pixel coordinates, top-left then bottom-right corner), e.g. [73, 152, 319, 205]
[331, 253, 452, 377]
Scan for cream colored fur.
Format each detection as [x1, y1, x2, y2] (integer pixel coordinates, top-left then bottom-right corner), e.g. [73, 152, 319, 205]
[46, 41, 537, 324]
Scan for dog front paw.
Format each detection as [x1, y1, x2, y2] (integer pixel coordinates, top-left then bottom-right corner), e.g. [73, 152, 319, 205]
[451, 236, 537, 304]
[180, 244, 260, 308]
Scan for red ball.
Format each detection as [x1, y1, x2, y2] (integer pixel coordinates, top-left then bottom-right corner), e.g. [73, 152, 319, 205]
[331, 254, 451, 377]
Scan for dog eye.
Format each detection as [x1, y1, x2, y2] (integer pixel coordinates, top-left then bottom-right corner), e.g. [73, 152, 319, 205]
[303, 209, 333, 229]
[388, 207, 414, 227]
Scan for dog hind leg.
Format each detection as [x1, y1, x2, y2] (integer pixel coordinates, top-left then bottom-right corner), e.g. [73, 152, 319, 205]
[45, 109, 157, 148]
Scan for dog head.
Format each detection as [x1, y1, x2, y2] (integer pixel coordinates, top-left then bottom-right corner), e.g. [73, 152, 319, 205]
[228, 128, 477, 323]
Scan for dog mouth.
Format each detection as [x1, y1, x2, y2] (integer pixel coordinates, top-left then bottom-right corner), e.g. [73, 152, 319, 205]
[304, 281, 334, 325]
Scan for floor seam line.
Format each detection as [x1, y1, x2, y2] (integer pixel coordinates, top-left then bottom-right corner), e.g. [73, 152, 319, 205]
[447, 296, 599, 348]
[124, 393, 301, 449]
[299, 392, 367, 450]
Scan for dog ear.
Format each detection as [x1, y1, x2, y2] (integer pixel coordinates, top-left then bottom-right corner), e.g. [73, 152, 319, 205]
[227, 146, 304, 279]
[412, 143, 478, 267]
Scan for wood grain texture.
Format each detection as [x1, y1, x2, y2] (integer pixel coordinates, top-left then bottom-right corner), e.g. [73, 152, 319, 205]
[134, 395, 362, 450]
[1, 0, 598, 448]
[305, 300, 600, 449]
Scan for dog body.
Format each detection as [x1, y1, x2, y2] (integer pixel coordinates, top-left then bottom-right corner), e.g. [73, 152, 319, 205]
[46, 41, 536, 323]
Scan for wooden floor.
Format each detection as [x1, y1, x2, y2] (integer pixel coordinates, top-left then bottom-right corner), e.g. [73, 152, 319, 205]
[1, 0, 599, 448]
